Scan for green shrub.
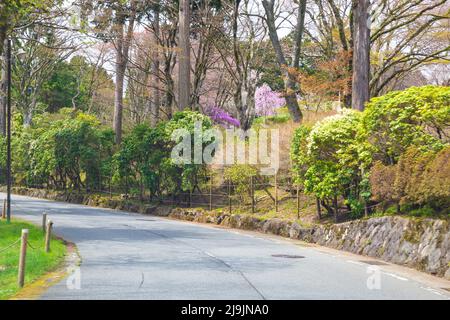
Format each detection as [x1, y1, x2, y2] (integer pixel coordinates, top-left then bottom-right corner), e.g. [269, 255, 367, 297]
[362, 85, 449, 164]
[291, 86, 450, 218]
[370, 146, 450, 212]
[3, 109, 114, 190]
[291, 110, 371, 214]
[113, 110, 214, 199]
[223, 165, 258, 202]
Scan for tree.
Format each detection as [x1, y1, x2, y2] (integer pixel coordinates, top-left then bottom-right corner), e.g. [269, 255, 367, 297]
[150, 2, 161, 127]
[178, 0, 191, 110]
[261, 0, 305, 123]
[214, 0, 271, 130]
[11, 22, 79, 125]
[0, 41, 6, 135]
[0, 0, 54, 133]
[113, 0, 138, 144]
[351, 0, 370, 111]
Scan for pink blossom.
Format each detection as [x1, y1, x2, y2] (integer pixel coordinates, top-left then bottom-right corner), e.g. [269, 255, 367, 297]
[255, 84, 286, 117]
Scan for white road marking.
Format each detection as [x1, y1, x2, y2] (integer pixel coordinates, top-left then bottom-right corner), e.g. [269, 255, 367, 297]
[382, 272, 409, 281]
[421, 287, 447, 297]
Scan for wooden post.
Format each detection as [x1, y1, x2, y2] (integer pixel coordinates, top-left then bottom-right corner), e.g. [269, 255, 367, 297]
[45, 220, 53, 253]
[42, 212, 47, 233]
[109, 172, 112, 199]
[297, 184, 300, 219]
[18, 229, 28, 288]
[1, 199, 5, 219]
[189, 189, 192, 208]
[333, 195, 338, 223]
[251, 176, 255, 214]
[228, 179, 232, 214]
[274, 174, 278, 213]
[209, 175, 213, 211]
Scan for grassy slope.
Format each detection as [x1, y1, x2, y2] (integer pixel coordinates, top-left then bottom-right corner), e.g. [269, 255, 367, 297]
[0, 219, 66, 300]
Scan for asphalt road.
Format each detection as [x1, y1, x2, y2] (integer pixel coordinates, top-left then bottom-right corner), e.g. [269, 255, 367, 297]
[3, 193, 450, 300]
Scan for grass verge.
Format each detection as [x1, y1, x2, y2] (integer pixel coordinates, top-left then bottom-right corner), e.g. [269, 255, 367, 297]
[0, 219, 66, 300]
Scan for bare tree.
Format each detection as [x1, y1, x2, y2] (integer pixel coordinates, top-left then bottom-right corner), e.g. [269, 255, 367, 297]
[112, 0, 137, 144]
[214, 0, 270, 130]
[351, 0, 370, 111]
[0, 40, 6, 135]
[178, 0, 191, 110]
[262, 0, 305, 122]
[150, 2, 161, 127]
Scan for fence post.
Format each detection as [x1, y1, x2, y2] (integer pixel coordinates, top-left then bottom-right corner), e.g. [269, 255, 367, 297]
[42, 212, 47, 233]
[109, 172, 112, 199]
[297, 184, 300, 219]
[1, 199, 5, 219]
[209, 175, 213, 211]
[228, 179, 232, 214]
[274, 173, 278, 213]
[18, 229, 28, 288]
[251, 176, 255, 214]
[45, 220, 53, 253]
[333, 195, 338, 223]
[189, 189, 192, 208]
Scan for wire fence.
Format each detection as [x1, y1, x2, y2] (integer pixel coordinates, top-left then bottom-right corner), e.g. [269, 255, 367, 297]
[0, 238, 20, 255]
[1, 170, 381, 221]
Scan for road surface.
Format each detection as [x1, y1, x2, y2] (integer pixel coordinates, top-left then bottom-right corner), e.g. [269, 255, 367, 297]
[3, 193, 450, 300]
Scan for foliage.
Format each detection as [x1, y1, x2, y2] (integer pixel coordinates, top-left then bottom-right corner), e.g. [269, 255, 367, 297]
[203, 106, 240, 128]
[113, 111, 214, 198]
[297, 51, 351, 108]
[3, 109, 114, 190]
[370, 146, 450, 212]
[224, 165, 258, 202]
[362, 86, 450, 164]
[255, 84, 286, 117]
[291, 86, 450, 218]
[299, 110, 371, 214]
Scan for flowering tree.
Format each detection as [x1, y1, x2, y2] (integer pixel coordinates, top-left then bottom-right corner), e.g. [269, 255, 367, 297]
[204, 106, 240, 128]
[255, 84, 286, 117]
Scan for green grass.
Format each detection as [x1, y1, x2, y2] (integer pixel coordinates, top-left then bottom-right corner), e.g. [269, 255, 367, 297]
[0, 219, 66, 300]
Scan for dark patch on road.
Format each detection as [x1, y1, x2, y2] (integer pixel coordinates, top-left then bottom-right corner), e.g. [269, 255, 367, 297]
[272, 254, 305, 259]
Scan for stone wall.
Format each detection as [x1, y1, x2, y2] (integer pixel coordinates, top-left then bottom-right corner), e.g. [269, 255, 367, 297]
[4, 186, 449, 279]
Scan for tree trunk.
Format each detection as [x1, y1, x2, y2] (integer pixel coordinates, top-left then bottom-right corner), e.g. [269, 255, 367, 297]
[113, 22, 125, 144]
[178, 0, 191, 111]
[262, 0, 303, 123]
[113, 2, 136, 144]
[150, 3, 160, 127]
[351, 0, 370, 111]
[316, 197, 322, 220]
[0, 40, 6, 136]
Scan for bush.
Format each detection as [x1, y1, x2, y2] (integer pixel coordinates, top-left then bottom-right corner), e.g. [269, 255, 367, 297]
[362, 85, 449, 164]
[113, 110, 214, 199]
[224, 165, 258, 202]
[370, 146, 450, 212]
[291, 86, 450, 218]
[291, 110, 371, 214]
[0, 109, 114, 190]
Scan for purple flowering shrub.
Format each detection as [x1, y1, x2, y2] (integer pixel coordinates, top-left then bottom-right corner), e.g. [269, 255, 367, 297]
[204, 105, 241, 128]
[255, 84, 286, 117]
